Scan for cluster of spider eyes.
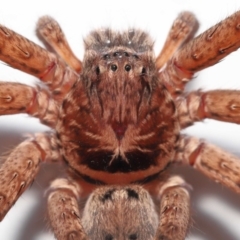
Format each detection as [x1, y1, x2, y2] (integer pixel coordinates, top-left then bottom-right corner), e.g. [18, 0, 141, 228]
[110, 64, 131, 72]
[95, 51, 146, 75]
[103, 51, 138, 59]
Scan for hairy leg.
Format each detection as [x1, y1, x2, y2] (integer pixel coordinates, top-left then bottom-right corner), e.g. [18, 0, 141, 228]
[176, 90, 240, 128]
[0, 24, 79, 101]
[159, 11, 240, 97]
[0, 132, 61, 220]
[175, 135, 240, 194]
[0, 82, 59, 127]
[155, 176, 190, 240]
[156, 11, 198, 70]
[47, 178, 87, 240]
[37, 16, 82, 73]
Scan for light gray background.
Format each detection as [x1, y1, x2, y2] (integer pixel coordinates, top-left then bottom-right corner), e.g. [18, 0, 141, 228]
[1, 0, 240, 239]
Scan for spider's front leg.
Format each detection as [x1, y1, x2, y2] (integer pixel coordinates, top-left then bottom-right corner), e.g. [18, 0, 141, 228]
[156, 11, 198, 69]
[160, 10, 240, 97]
[0, 23, 80, 101]
[37, 16, 82, 73]
[0, 82, 58, 127]
[0, 133, 60, 220]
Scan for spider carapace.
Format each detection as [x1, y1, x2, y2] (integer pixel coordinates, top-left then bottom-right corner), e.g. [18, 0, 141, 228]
[58, 29, 178, 187]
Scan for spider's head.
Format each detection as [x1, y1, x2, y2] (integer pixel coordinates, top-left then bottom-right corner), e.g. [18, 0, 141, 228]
[81, 28, 157, 125]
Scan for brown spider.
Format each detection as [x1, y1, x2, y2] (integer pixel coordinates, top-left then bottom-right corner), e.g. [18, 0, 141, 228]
[1, 9, 240, 240]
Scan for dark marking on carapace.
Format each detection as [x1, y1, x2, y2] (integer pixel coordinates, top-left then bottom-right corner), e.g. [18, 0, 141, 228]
[79, 149, 160, 173]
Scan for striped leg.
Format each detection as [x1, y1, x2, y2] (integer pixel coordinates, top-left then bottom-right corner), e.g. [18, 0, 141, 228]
[0, 132, 60, 220]
[37, 16, 82, 73]
[0, 82, 58, 127]
[155, 176, 190, 240]
[160, 11, 240, 97]
[0, 24, 79, 101]
[47, 178, 88, 240]
[156, 12, 198, 70]
[175, 135, 240, 194]
[176, 90, 240, 128]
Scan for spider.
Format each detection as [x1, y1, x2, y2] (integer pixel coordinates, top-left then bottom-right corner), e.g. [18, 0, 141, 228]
[1, 9, 240, 240]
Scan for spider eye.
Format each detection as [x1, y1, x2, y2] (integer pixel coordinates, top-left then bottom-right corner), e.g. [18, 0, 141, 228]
[103, 54, 110, 59]
[141, 67, 146, 74]
[111, 64, 118, 71]
[105, 234, 114, 240]
[113, 52, 120, 57]
[125, 64, 131, 72]
[96, 66, 100, 75]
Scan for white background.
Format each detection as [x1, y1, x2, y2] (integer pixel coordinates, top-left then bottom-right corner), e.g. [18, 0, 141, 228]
[0, 0, 240, 239]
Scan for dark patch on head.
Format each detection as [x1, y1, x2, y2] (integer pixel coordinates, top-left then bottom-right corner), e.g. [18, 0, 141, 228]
[100, 188, 116, 202]
[126, 188, 139, 200]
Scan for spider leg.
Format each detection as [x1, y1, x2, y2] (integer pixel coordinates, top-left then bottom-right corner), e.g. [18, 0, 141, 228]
[176, 90, 240, 129]
[0, 132, 61, 220]
[155, 176, 190, 240]
[47, 178, 88, 240]
[156, 11, 198, 70]
[37, 16, 82, 73]
[0, 24, 79, 101]
[174, 134, 240, 194]
[160, 11, 240, 97]
[0, 82, 59, 127]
